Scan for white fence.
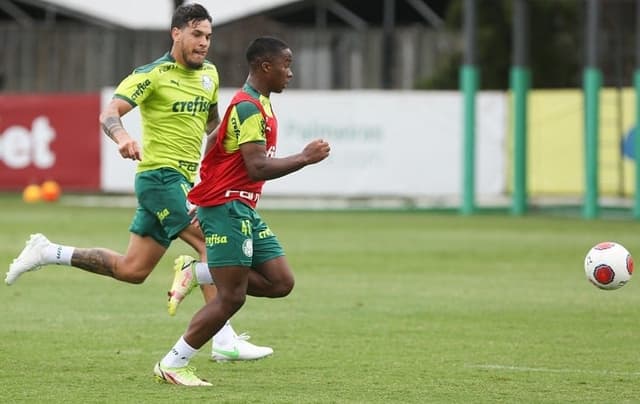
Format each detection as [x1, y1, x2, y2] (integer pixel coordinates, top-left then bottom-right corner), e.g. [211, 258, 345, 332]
[100, 88, 507, 203]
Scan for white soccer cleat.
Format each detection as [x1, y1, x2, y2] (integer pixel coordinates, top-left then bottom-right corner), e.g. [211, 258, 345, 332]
[5, 233, 51, 285]
[211, 333, 274, 362]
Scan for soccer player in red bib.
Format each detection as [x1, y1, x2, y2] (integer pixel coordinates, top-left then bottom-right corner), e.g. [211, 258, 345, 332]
[154, 36, 330, 386]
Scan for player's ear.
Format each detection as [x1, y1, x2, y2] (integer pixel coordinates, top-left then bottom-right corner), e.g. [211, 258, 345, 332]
[171, 27, 181, 42]
[260, 61, 271, 73]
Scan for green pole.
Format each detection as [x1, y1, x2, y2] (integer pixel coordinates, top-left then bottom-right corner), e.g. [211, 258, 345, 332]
[460, 65, 478, 215]
[635, 0, 640, 219]
[583, 67, 601, 219]
[634, 70, 640, 218]
[583, 0, 600, 220]
[510, 67, 530, 215]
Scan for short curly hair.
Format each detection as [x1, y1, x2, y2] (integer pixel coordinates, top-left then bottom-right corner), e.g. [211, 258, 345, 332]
[246, 37, 290, 68]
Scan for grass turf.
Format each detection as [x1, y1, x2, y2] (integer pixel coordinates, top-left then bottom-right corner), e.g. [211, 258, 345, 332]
[1, 194, 640, 403]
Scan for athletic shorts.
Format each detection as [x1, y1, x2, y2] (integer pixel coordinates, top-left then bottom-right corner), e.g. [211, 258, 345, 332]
[129, 168, 193, 248]
[197, 200, 284, 268]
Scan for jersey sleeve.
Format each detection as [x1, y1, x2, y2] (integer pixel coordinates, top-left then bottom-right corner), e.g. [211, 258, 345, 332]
[113, 69, 156, 107]
[235, 101, 265, 145]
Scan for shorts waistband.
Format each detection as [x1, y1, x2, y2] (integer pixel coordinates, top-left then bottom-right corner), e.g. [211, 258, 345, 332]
[224, 189, 261, 203]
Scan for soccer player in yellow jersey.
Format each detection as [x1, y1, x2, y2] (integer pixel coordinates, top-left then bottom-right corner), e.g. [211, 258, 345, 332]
[5, 3, 272, 369]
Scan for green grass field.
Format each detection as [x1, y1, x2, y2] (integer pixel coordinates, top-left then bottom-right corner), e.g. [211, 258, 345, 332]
[2, 194, 640, 403]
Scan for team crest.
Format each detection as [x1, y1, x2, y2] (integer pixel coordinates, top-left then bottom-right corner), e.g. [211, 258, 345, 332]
[201, 75, 213, 91]
[242, 239, 253, 257]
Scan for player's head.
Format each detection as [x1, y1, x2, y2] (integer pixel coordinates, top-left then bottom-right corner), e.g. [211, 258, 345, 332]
[246, 37, 293, 94]
[170, 3, 213, 69]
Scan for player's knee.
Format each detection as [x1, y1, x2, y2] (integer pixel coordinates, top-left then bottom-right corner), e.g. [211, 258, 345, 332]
[118, 272, 148, 284]
[225, 292, 246, 312]
[115, 265, 152, 284]
[273, 274, 294, 297]
[229, 293, 247, 313]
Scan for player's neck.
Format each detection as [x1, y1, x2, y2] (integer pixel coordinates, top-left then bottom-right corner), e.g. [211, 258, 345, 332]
[169, 48, 190, 70]
[246, 77, 270, 98]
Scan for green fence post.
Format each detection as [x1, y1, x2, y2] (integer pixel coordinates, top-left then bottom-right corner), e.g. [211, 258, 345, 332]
[583, 67, 601, 219]
[511, 67, 530, 215]
[460, 65, 478, 215]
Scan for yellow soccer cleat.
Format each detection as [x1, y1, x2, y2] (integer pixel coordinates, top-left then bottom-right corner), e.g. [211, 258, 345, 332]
[153, 362, 211, 386]
[167, 255, 198, 316]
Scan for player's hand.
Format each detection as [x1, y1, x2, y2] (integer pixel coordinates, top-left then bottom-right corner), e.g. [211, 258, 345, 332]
[302, 139, 330, 165]
[118, 138, 141, 161]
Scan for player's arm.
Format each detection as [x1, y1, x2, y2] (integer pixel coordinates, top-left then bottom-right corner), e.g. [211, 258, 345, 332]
[240, 139, 330, 181]
[99, 98, 141, 161]
[203, 103, 220, 155]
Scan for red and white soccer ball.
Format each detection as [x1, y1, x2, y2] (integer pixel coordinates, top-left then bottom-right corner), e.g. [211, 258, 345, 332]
[584, 242, 634, 290]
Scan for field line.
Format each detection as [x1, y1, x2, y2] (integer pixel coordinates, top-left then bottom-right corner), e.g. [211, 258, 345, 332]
[466, 364, 640, 376]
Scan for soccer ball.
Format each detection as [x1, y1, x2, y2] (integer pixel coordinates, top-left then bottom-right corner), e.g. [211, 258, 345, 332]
[584, 242, 634, 290]
[41, 180, 61, 202]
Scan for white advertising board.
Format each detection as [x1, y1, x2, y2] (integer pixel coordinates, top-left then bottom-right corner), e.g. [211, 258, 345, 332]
[100, 88, 506, 198]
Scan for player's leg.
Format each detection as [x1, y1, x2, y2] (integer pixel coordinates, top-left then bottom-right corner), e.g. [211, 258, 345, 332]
[247, 255, 295, 298]
[193, 201, 273, 361]
[5, 229, 167, 285]
[244, 209, 295, 298]
[184, 265, 249, 347]
[6, 169, 178, 286]
[171, 224, 241, 347]
[167, 222, 216, 314]
[71, 233, 167, 283]
[156, 201, 250, 383]
[168, 247, 272, 362]
[157, 176, 272, 360]
[72, 233, 167, 283]
[209, 203, 282, 361]
[155, 264, 248, 386]
[148, 169, 213, 313]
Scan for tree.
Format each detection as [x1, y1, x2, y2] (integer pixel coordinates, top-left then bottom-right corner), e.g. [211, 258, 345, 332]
[417, 0, 583, 90]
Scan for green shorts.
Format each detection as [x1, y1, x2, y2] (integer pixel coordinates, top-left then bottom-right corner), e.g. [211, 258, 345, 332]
[197, 200, 284, 268]
[129, 168, 193, 248]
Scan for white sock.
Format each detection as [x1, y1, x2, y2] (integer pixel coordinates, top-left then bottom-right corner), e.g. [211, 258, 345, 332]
[213, 321, 237, 347]
[43, 244, 74, 265]
[194, 262, 213, 284]
[160, 336, 197, 368]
